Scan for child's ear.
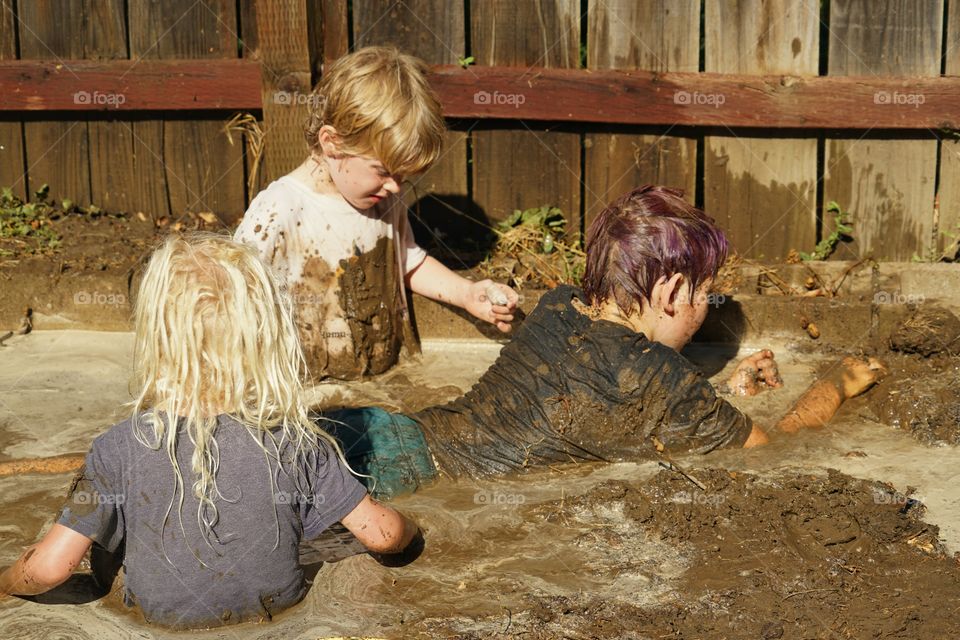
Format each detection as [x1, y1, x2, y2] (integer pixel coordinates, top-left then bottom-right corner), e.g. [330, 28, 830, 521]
[660, 273, 685, 315]
[317, 125, 341, 157]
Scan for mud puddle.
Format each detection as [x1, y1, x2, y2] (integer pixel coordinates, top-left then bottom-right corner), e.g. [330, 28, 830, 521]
[1, 332, 959, 639]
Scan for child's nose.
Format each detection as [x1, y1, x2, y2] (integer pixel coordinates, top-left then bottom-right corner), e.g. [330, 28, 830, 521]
[383, 177, 401, 194]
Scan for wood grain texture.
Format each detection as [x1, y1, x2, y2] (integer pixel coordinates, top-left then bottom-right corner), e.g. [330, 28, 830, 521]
[825, 0, 942, 260]
[704, 0, 818, 260]
[0, 0, 25, 199]
[471, 0, 581, 228]
[351, 0, 471, 253]
[254, 0, 312, 185]
[18, 0, 92, 207]
[584, 0, 698, 230]
[424, 65, 960, 128]
[938, 3, 960, 254]
[129, 0, 245, 222]
[320, 0, 349, 66]
[0, 60, 263, 111]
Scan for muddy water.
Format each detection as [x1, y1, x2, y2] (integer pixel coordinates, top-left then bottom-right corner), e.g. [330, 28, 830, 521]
[1, 333, 959, 638]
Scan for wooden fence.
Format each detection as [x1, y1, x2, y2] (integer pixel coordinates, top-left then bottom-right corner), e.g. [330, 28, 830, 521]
[1, 0, 959, 262]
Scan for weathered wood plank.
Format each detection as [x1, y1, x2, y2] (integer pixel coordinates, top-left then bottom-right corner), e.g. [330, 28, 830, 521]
[353, 0, 463, 61]
[0, 60, 263, 111]
[426, 66, 960, 129]
[938, 2, 960, 255]
[584, 0, 698, 230]
[471, 0, 581, 229]
[351, 0, 471, 255]
[0, 0, 25, 199]
[80, 0, 133, 214]
[18, 0, 91, 207]
[254, 0, 312, 185]
[2, 60, 960, 130]
[130, 0, 245, 222]
[825, 0, 942, 260]
[320, 0, 349, 67]
[704, 0, 818, 261]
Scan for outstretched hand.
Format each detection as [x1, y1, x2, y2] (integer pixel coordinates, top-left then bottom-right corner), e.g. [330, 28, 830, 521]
[464, 280, 518, 333]
[726, 349, 783, 396]
[839, 356, 887, 398]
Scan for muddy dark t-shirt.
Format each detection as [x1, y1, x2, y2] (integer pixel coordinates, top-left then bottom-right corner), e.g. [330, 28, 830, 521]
[415, 285, 752, 478]
[56, 414, 367, 629]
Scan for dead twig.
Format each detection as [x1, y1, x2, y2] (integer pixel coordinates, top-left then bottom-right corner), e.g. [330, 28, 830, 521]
[783, 587, 839, 600]
[0, 307, 32, 346]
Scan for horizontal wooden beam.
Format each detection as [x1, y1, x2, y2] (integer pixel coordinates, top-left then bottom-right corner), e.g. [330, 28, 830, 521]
[0, 59, 262, 111]
[428, 65, 960, 130]
[1, 60, 958, 130]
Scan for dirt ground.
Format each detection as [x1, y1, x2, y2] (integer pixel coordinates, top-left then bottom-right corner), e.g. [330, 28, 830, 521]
[1, 334, 959, 639]
[418, 468, 960, 639]
[2, 217, 960, 639]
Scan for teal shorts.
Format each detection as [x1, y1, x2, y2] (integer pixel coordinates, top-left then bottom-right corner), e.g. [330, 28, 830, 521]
[318, 407, 437, 500]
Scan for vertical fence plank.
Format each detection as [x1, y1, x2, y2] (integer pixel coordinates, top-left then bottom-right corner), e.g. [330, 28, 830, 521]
[584, 0, 699, 231]
[704, 1, 818, 261]
[254, 0, 312, 185]
[130, 0, 245, 223]
[83, 0, 134, 213]
[351, 0, 473, 259]
[939, 3, 960, 255]
[18, 0, 91, 207]
[320, 0, 349, 66]
[825, 0, 943, 260]
[471, 0, 581, 232]
[0, 0, 25, 199]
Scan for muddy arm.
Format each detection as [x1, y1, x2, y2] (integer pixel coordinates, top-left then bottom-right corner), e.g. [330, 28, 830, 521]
[406, 256, 517, 332]
[0, 524, 92, 598]
[765, 357, 886, 439]
[742, 357, 886, 448]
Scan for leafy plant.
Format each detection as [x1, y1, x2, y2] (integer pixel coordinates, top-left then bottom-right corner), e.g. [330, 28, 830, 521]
[0, 185, 62, 252]
[486, 205, 585, 287]
[800, 201, 853, 261]
[457, 55, 475, 69]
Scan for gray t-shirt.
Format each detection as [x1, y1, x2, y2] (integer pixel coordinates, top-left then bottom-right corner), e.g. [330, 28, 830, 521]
[57, 414, 367, 629]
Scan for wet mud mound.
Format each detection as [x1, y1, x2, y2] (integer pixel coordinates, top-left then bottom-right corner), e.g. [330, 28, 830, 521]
[870, 353, 960, 445]
[415, 468, 960, 639]
[889, 306, 960, 357]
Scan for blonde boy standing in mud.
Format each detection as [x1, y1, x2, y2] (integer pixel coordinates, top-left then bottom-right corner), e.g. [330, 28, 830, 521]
[235, 47, 517, 380]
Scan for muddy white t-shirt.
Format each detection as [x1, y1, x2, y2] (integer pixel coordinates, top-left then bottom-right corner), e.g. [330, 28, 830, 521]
[235, 176, 426, 380]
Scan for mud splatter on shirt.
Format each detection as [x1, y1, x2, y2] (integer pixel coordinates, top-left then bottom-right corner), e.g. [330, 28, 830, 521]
[415, 285, 753, 478]
[235, 176, 426, 380]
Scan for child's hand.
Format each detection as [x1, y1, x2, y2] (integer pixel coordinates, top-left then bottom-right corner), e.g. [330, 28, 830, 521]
[465, 280, 518, 333]
[839, 356, 886, 398]
[725, 349, 783, 396]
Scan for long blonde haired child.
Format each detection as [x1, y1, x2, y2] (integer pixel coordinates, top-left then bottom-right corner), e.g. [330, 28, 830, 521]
[0, 233, 419, 629]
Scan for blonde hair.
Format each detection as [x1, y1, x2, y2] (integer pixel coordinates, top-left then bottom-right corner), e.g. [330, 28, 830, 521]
[304, 46, 445, 176]
[130, 233, 348, 562]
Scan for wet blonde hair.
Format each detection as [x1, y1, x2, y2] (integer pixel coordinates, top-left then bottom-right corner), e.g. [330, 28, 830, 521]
[304, 46, 445, 176]
[130, 233, 348, 562]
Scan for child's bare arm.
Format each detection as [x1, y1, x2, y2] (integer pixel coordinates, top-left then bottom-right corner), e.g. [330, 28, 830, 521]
[743, 356, 886, 447]
[340, 494, 419, 555]
[406, 256, 517, 332]
[0, 524, 92, 597]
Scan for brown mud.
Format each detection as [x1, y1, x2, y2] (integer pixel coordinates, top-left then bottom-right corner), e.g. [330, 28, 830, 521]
[869, 352, 960, 445]
[3, 336, 960, 639]
[294, 236, 419, 381]
[416, 468, 960, 639]
[0, 214, 159, 328]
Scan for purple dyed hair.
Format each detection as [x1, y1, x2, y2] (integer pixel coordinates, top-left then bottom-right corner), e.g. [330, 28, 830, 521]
[582, 185, 729, 313]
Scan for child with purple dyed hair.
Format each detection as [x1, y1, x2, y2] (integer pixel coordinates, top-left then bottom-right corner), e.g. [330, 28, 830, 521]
[320, 185, 886, 491]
